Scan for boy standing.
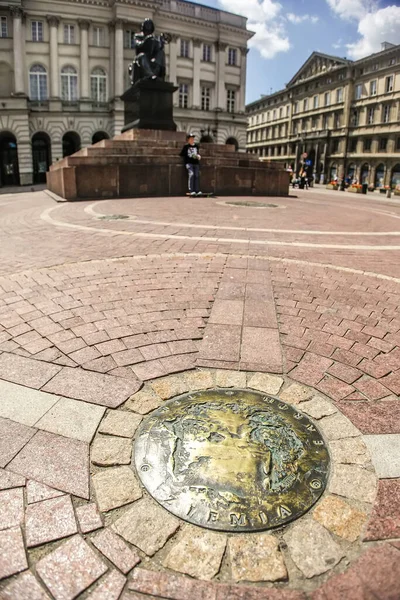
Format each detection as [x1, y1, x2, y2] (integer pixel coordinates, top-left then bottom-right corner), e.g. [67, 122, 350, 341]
[180, 133, 202, 196]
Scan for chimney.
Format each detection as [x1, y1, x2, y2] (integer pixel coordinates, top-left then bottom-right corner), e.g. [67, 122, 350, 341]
[381, 41, 395, 51]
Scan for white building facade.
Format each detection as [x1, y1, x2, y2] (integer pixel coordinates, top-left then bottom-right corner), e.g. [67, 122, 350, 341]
[0, 0, 252, 186]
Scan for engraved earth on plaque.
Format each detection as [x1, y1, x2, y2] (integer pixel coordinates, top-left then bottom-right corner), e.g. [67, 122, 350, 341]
[134, 388, 330, 532]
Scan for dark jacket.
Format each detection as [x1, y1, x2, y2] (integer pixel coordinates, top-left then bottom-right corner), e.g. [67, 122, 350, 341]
[180, 143, 200, 165]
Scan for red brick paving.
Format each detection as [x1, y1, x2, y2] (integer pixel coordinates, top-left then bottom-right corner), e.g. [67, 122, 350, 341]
[1, 189, 400, 597]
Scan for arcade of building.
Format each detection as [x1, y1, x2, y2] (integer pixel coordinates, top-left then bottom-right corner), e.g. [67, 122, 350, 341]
[0, 0, 250, 187]
[246, 44, 400, 189]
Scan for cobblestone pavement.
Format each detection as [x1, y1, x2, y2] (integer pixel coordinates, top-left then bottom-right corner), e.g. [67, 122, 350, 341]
[0, 189, 399, 599]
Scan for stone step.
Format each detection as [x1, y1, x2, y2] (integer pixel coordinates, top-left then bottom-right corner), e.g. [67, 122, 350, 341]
[114, 129, 187, 142]
[53, 155, 270, 170]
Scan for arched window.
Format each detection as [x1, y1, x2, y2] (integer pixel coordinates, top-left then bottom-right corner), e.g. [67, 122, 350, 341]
[226, 137, 239, 151]
[61, 66, 78, 101]
[347, 163, 356, 181]
[92, 131, 109, 144]
[391, 164, 400, 190]
[375, 163, 385, 188]
[32, 132, 51, 183]
[329, 163, 338, 181]
[29, 65, 48, 101]
[62, 131, 81, 157]
[91, 67, 107, 103]
[0, 132, 19, 186]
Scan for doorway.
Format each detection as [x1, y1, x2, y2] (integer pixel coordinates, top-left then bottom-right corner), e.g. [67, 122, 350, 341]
[0, 132, 19, 186]
[32, 133, 51, 184]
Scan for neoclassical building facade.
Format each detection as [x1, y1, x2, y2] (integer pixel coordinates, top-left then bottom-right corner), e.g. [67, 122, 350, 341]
[0, 0, 252, 186]
[246, 43, 400, 189]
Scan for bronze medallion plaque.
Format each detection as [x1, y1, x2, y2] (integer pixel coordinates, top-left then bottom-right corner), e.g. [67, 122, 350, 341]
[134, 388, 330, 532]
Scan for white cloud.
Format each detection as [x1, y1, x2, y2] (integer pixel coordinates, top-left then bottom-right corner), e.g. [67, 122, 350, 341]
[347, 6, 400, 59]
[326, 0, 377, 20]
[332, 38, 343, 49]
[326, 2, 400, 59]
[287, 13, 319, 24]
[218, 0, 290, 59]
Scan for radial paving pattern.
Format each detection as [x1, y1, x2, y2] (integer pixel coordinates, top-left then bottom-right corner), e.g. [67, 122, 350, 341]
[0, 188, 399, 599]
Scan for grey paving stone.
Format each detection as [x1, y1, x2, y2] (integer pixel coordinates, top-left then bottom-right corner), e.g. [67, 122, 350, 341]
[42, 367, 141, 408]
[284, 519, 344, 578]
[363, 434, 400, 478]
[329, 464, 378, 503]
[0, 417, 36, 468]
[0, 468, 25, 490]
[0, 571, 51, 599]
[0, 380, 59, 426]
[35, 397, 105, 442]
[0, 352, 61, 389]
[92, 466, 142, 512]
[91, 529, 140, 574]
[318, 412, 361, 440]
[98, 410, 142, 438]
[8, 430, 90, 499]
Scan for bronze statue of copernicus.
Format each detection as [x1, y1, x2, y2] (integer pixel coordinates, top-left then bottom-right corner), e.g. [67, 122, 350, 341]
[128, 18, 171, 84]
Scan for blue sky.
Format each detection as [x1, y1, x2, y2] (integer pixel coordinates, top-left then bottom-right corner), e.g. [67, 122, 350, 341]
[191, 0, 400, 103]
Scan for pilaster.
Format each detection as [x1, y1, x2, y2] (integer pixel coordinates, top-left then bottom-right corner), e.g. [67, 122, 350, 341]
[114, 19, 124, 98]
[216, 41, 227, 111]
[192, 38, 201, 109]
[10, 6, 25, 95]
[238, 46, 247, 113]
[47, 16, 60, 99]
[78, 20, 91, 100]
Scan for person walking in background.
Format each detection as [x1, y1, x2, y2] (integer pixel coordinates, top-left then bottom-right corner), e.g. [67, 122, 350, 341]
[180, 133, 202, 196]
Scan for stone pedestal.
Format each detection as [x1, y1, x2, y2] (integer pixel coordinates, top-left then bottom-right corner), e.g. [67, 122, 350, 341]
[121, 80, 178, 132]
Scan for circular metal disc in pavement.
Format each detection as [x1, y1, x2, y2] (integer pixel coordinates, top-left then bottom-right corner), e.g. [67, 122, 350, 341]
[134, 388, 330, 532]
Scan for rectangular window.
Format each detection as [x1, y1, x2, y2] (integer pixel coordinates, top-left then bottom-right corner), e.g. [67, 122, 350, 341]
[202, 44, 212, 62]
[355, 84, 362, 99]
[383, 105, 391, 123]
[303, 98, 308, 111]
[352, 110, 359, 126]
[313, 95, 319, 109]
[336, 88, 343, 103]
[63, 24, 75, 44]
[312, 116, 318, 129]
[367, 107, 374, 124]
[201, 87, 210, 111]
[267, 111, 270, 121]
[279, 107, 283, 119]
[385, 75, 394, 93]
[228, 48, 237, 66]
[286, 104, 290, 116]
[334, 113, 341, 128]
[372, 63, 379, 71]
[273, 109, 277, 120]
[350, 138, 357, 152]
[178, 83, 189, 108]
[31, 21, 43, 42]
[397, 138, 400, 151]
[227, 89, 236, 113]
[379, 137, 388, 151]
[332, 140, 340, 153]
[93, 26, 105, 47]
[124, 30, 135, 48]
[389, 58, 396, 66]
[364, 138, 372, 152]
[180, 39, 189, 58]
[370, 80, 377, 96]
[294, 101, 299, 114]
[0, 16, 7, 38]
[323, 114, 329, 129]
[324, 92, 331, 106]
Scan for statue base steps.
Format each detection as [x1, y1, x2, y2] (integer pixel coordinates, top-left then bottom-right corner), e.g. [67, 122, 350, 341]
[46, 129, 289, 201]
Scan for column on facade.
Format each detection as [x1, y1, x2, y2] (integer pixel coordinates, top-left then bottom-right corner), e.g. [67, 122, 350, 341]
[10, 7, 25, 94]
[47, 16, 59, 98]
[168, 34, 178, 85]
[238, 47, 247, 113]
[114, 19, 124, 98]
[79, 20, 90, 99]
[108, 22, 115, 99]
[216, 41, 227, 111]
[313, 143, 319, 182]
[192, 39, 201, 109]
[370, 165, 377, 188]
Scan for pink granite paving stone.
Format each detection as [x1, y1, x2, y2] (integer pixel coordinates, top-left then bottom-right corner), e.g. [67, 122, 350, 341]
[353, 544, 400, 600]
[0, 352, 61, 389]
[26, 479, 66, 504]
[91, 529, 140, 574]
[336, 400, 400, 434]
[86, 570, 126, 600]
[0, 417, 36, 468]
[0, 526, 27, 580]
[76, 502, 103, 533]
[240, 327, 283, 373]
[0, 468, 25, 490]
[364, 479, 400, 541]
[25, 495, 77, 547]
[0, 487, 24, 530]
[36, 535, 107, 600]
[0, 570, 51, 599]
[8, 430, 90, 499]
[42, 367, 141, 408]
[310, 568, 372, 600]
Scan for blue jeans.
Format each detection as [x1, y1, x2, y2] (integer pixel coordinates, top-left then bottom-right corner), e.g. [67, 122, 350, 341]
[186, 163, 200, 193]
